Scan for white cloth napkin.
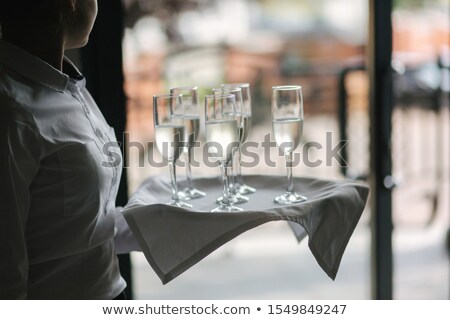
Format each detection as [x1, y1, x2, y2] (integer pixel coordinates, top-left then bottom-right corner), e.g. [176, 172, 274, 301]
[123, 175, 369, 284]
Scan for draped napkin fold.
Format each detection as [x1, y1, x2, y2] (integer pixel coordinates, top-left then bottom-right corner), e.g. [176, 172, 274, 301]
[123, 175, 369, 284]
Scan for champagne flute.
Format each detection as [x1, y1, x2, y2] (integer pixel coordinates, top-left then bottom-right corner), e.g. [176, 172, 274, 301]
[153, 94, 192, 208]
[205, 93, 242, 212]
[271, 85, 307, 204]
[170, 86, 206, 200]
[222, 83, 256, 194]
[212, 87, 249, 205]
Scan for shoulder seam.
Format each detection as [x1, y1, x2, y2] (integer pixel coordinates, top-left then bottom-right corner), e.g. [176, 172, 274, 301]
[0, 91, 46, 158]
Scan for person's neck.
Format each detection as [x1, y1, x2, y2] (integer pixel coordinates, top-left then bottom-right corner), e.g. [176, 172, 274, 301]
[4, 32, 65, 71]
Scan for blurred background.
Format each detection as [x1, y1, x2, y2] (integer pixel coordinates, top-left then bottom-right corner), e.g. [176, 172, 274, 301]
[118, 0, 449, 299]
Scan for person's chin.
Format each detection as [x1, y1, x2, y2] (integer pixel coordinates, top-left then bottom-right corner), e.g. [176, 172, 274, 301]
[79, 37, 90, 47]
[67, 37, 90, 50]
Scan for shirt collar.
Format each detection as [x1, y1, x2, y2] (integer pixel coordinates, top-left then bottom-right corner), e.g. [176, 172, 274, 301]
[63, 56, 86, 91]
[0, 40, 85, 92]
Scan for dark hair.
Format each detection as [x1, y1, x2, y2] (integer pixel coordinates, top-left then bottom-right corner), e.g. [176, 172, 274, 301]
[0, 1, 50, 24]
[0, 1, 60, 39]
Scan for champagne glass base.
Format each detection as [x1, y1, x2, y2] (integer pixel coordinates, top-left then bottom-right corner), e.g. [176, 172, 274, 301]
[217, 193, 249, 205]
[274, 192, 307, 205]
[178, 188, 206, 200]
[237, 183, 256, 195]
[211, 204, 243, 212]
[167, 199, 193, 208]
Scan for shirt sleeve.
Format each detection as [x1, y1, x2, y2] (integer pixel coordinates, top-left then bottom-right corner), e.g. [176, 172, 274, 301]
[113, 206, 142, 254]
[0, 103, 42, 299]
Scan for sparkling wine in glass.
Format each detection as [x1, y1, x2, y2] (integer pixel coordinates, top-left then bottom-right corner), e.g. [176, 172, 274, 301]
[170, 86, 206, 200]
[271, 85, 307, 205]
[222, 83, 255, 195]
[153, 94, 192, 208]
[212, 86, 248, 205]
[205, 93, 242, 212]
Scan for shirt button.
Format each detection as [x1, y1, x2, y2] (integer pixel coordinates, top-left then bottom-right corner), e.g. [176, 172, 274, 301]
[95, 129, 104, 138]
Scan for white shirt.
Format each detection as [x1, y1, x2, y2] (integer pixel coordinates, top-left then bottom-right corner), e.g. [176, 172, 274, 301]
[0, 40, 137, 299]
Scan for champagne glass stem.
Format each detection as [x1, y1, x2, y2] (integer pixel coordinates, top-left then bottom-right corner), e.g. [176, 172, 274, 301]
[236, 147, 244, 186]
[228, 161, 235, 192]
[285, 151, 294, 194]
[169, 160, 179, 202]
[233, 144, 255, 195]
[185, 147, 194, 189]
[220, 163, 231, 206]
